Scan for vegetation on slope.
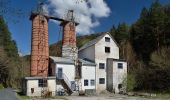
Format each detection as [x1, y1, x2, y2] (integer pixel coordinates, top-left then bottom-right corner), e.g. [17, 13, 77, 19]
[50, 0, 170, 93]
[0, 16, 29, 88]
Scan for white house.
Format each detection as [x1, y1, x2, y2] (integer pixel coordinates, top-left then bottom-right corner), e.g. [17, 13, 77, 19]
[23, 32, 127, 96]
[79, 32, 127, 93]
[49, 56, 96, 95]
[23, 77, 56, 97]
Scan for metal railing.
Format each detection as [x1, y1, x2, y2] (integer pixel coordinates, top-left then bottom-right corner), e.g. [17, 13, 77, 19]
[56, 73, 72, 91]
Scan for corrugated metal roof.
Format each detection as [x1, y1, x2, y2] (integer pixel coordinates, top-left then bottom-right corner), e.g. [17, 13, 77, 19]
[50, 56, 96, 66]
[78, 32, 119, 51]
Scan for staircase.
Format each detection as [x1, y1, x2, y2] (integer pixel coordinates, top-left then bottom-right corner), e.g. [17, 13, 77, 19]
[56, 73, 73, 95]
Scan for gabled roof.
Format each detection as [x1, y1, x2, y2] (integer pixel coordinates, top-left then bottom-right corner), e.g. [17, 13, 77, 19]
[78, 32, 119, 51]
[50, 56, 96, 66]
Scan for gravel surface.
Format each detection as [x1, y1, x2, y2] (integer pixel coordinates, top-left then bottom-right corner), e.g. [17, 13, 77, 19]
[64, 94, 170, 100]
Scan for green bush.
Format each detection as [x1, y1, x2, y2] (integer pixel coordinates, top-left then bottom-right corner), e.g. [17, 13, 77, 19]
[127, 74, 136, 92]
[0, 84, 4, 90]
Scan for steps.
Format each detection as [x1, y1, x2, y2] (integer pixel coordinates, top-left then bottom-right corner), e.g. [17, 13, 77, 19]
[56, 73, 73, 95]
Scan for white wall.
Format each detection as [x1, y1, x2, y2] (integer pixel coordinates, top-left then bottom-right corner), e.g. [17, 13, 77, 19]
[78, 45, 95, 61]
[81, 65, 96, 91]
[26, 79, 56, 96]
[95, 34, 119, 60]
[95, 59, 106, 92]
[112, 61, 127, 93]
[56, 64, 75, 81]
[95, 34, 119, 92]
[56, 63, 75, 91]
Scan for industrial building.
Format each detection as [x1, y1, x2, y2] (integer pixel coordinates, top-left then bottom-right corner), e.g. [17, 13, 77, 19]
[22, 3, 127, 97]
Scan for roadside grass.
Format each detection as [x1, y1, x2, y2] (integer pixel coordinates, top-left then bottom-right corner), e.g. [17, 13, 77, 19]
[156, 93, 170, 99]
[0, 84, 4, 90]
[18, 95, 30, 100]
[51, 96, 68, 100]
[18, 94, 68, 100]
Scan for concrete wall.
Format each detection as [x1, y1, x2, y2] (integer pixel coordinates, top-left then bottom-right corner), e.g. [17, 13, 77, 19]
[81, 65, 96, 91]
[106, 59, 113, 92]
[95, 59, 106, 92]
[106, 59, 127, 93]
[95, 34, 119, 60]
[78, 45, 95, 61]
[26, 78, 56, 96]
[113, 61, 127, 93]
[55, 63, 75, 92]
[56, 63, 75, 81]
[95, 34, 119, 92]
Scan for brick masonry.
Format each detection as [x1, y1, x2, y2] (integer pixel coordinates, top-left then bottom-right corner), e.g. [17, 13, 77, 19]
[30, 14, 49, 77]
[62, 21, 77, 59]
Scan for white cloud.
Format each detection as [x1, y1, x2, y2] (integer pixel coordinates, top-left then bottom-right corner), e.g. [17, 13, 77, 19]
[47, 0, 111, 34]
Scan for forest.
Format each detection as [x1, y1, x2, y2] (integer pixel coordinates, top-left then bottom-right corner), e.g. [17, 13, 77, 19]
[0, 0, 170, 93]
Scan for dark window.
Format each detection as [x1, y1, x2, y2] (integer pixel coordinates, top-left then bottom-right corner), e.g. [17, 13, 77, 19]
[99, 78, 105, 84]
[99, 63, 105, 69]
[90, 80, 95, 86]
[118, 63, 123, 69]
[118, 84, 122, 89]
[105, 37, 110, 42]
[105, 47, 110, 53]
[38, 79, 47, 87]
[84, 80, 88, 86]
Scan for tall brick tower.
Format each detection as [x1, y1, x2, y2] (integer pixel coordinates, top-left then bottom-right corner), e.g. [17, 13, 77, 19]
[30, 3, 49, 77]
[61, 10, 78, 60]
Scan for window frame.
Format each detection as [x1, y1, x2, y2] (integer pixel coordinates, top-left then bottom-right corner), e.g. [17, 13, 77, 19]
[99, 78, 105, 84]
[118, 63, 123, 69]
[84, 79, 88, 86]
[105, 37, 110, 42]
[99, 63, 105, 69]
[105, 47, 110, 53]
[38, 79, 47, 87]
[90, 79, 95, 86]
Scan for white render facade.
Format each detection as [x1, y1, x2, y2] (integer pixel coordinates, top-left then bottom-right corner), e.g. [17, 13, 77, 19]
[23, 77, 56, 97]
[23, 32, 127, 96]
[49, 56, 96, 94]
[79, 32, 127, 93]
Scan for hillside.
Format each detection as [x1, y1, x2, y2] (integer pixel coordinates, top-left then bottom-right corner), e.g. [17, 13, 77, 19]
[49, 33, 100, 57]
[49, 1, 170, 93]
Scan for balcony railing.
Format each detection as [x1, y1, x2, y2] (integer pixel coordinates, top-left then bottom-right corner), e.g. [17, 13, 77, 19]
[56, 73, 72, 90]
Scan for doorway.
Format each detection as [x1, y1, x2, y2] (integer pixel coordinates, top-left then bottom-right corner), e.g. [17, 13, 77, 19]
[58, 68, 63, 79]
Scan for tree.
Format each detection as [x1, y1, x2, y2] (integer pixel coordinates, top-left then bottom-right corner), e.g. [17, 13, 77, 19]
[115, 23, 129, 44]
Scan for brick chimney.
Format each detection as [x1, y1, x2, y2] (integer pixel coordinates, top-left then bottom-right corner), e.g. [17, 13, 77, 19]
[61, 10, 78, 60]
[30, 3, 49, 77]
[61, 21, 77, 59]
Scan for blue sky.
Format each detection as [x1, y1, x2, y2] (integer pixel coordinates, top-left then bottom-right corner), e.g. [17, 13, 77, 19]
[2, 0, 170, 55]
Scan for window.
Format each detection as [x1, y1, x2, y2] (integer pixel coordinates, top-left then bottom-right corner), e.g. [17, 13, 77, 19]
[84, 80, 88, 86]
[118, 84, 122, 89]
[99, 63, 105, 69]
[90, 80, 95, 86]
[105, 37, 110, 42]
[99, 78, 105, 84]
[118, 63, 123, 69]
[38, 79, 47, 87]
[105, 47, 110, 53]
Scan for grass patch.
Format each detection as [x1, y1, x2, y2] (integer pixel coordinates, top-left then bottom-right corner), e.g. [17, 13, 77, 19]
[52, 96, 68, 100]
[0, 84, 4, 90]
[155, 93, 170, 99]
[17, 95, 30, 100]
